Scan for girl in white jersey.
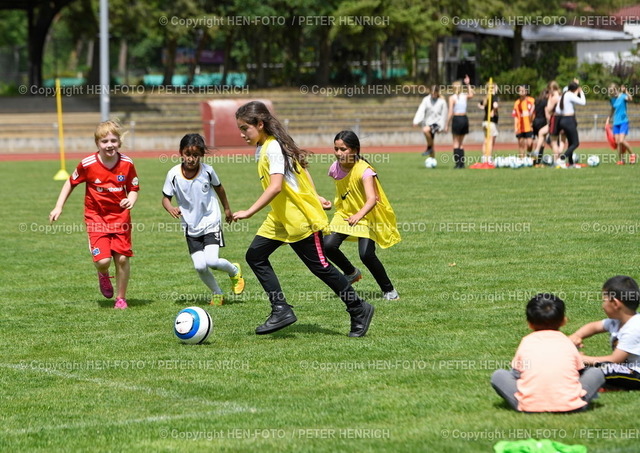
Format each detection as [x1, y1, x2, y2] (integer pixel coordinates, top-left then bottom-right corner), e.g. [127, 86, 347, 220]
[162, 134, 245, 305]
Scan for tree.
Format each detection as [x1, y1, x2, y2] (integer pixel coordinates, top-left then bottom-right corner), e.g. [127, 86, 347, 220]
[386, 0, 452, 84]
[0, 0, 77, 87]
[473, 0, 563, 69]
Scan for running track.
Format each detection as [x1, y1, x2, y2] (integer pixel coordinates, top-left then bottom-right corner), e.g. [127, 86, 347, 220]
[0, 141, 623, 162]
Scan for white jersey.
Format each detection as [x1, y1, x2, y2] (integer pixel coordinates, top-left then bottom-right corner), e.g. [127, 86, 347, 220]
[256, 139, 299, 192]
[603, 314, 640, 372]
[162, 163, 222, 237]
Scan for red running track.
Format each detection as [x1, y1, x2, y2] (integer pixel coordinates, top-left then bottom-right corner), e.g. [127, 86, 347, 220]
[0, 141, 627, 162]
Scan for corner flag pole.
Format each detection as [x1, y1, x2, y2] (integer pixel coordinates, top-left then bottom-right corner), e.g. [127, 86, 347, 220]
[53, 78, 70, 181]
[484, 78, 493, 159]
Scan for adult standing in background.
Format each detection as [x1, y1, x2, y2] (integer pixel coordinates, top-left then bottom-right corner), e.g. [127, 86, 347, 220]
[447, 75, 474, 169]
[555, 80, 586, 167]
[412, 85, 448, 157]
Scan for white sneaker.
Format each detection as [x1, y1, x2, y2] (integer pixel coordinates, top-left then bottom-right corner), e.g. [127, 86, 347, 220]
[382, 289, 399, 300]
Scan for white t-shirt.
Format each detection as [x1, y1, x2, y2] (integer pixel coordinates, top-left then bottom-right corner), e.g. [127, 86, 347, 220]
[555, 91, 586, 116]
[256, 139, 299, 192]
[602, 313, 640, 372]
[412, 95, 448, 129]
[162, 163, 222, 237]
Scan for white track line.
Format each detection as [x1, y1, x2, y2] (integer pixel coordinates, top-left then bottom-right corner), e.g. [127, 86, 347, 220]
[6, 409, 246, 435]
[1, 362, 257, 435]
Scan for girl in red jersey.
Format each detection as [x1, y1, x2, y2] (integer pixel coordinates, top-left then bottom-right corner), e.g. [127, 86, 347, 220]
[49, 120, 139, 309]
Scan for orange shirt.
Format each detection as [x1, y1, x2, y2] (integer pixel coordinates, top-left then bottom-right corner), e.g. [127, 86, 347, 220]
[512, 330, 586, 412]
[512, 96, 535, 134]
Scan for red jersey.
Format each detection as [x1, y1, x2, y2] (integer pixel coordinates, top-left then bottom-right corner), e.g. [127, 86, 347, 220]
[70, 152, 139, 232]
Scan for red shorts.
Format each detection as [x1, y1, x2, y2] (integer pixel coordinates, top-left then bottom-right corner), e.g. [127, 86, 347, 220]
[548, 115, 559, 136]
[87, 223, 133, 262]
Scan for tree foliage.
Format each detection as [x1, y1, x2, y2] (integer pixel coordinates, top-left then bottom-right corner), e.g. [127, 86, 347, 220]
[0, 0, 634, 90]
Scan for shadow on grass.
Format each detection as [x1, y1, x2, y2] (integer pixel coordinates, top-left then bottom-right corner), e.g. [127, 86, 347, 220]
[170, 295, 246, 306]
[252, 322, 344, 338]
[491, 400, 604, 412]
[96, 298, 155, 308]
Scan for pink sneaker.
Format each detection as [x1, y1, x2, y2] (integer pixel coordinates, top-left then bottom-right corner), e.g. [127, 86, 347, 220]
[98, 272, 114, 298]
[114, 297, 128, 309]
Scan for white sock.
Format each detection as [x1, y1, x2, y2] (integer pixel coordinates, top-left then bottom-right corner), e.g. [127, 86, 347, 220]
[203, 244, 237, 276]
[191, 250, 222, 294]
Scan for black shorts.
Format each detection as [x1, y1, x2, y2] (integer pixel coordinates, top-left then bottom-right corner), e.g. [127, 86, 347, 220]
[598, 362, 640, 390]
[516, 131, 534, 139]
[532, 118, 547, 136]
[186, 230, 225, 254]
[451, 115, 469, 135]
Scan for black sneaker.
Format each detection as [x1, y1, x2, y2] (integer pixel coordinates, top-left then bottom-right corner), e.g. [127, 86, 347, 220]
[255, 304, 297, 335]
[347, 301, 374, 337]
[344, 268, 362, 284]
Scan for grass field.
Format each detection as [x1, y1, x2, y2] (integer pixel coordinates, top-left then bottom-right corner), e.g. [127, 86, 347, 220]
[1, 148, 639, 452]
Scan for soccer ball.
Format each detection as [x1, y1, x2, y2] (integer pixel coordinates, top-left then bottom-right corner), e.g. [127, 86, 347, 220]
[587, 155, 600, 167]
[174, 307, 213, 344]
[572, 152, 581, 164]
[541, 154, 554, 166]
[424, 157, 437, 168]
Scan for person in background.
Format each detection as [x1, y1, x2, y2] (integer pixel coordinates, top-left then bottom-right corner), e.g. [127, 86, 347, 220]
[607, 83, 635, 165]
[446, 75, 474, 169]
[412, 85, 448, 158]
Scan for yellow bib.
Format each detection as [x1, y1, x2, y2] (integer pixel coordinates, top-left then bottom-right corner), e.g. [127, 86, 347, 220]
[256, 137, 328, 242]
[329, 159, 400, 248]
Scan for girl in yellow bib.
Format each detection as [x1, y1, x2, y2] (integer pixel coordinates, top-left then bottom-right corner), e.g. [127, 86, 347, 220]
[325, 131, 401, 300]
[232, 101, 374, 337]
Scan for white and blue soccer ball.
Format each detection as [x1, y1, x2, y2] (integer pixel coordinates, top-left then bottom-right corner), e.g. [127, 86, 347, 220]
[541, 154, 554, 166]
[424, 157, 437, 169]
[572, 152, 581, 164]
[509, 156, 523, 169]
[587, 155, 600, 167]
[174, 307, 213, 344]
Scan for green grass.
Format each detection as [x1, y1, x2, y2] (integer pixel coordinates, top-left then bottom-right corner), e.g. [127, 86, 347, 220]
[1, 149, 639, 452]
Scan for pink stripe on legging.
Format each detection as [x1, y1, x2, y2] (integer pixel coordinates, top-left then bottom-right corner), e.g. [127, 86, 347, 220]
[313, 232, 329, 267]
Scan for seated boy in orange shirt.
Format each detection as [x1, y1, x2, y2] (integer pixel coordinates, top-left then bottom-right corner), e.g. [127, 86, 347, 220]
[491, 293, 604, 412]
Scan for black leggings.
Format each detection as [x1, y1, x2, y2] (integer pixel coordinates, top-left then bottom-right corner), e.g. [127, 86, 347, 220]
[324, 232, 393, 293]
[558, 116, 580, 165]
[245, 232, 362, 306]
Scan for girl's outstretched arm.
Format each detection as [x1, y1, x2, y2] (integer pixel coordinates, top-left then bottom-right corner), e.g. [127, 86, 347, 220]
[49, 179, 75, 222]
[214, 184, 233, 223]
[233, 173, 283, 221]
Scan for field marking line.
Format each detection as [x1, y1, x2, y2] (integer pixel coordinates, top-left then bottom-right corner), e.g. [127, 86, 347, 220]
[1, 362, 258, 435]
[4, 409, 243, 436]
